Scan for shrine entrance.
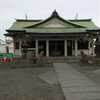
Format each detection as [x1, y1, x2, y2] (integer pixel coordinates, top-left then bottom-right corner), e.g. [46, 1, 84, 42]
[49, 40, 64, 56]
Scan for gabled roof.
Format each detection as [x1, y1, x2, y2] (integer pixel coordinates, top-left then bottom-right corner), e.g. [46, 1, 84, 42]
[6, 11, 100, 34]
[69, 19, 98, 28]
[8, 19, 41, 30]
[26, 10, 85, 28]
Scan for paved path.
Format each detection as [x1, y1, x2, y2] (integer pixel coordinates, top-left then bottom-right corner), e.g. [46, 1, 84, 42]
[53, 63, 100, 100]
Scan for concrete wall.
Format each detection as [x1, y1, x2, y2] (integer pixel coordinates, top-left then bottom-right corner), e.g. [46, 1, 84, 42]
[7, 42, 14, 53]
[0, 44, 6, 53]
[0, 42, 14, 53]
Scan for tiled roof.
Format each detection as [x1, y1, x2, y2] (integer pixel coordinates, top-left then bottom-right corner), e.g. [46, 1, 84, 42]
[6, 11, 100, 33]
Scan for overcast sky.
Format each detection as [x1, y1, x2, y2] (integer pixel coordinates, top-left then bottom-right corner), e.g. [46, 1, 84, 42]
[0, 0, 100, 40]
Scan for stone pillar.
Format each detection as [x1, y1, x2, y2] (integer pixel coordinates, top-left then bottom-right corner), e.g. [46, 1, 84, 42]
[19, 40, 22, 56]
[75, 40, 78, 56]
[64, 40, 67, 56]
[46, 40, 49, 57]
[36, 40, 38, 57]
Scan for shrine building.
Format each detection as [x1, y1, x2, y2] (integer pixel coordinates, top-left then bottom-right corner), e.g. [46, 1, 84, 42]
[5, 11, 100, 57]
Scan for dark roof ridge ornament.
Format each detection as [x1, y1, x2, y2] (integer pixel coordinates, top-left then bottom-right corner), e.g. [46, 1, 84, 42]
[52, 10, 59, 17]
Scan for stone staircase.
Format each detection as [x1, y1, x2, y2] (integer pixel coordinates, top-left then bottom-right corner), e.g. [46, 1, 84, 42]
[0, 56, 80, 69]
[14, 56, 80, 67]
[2, 56, 100, 69]
[46, 56, 80, 63]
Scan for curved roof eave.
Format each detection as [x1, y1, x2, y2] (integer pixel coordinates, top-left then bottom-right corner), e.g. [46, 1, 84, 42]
[25, 10, 86, 28]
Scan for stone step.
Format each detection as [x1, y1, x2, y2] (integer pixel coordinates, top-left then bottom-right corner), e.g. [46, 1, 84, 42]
[46, 57, 80, 63]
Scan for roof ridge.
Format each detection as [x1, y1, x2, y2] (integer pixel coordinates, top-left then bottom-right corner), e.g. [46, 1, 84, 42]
[25, 11, 86, 28]
[16, 19, 91, 22]
[69, 19, 91, 21]
[16, 19, 42, 22]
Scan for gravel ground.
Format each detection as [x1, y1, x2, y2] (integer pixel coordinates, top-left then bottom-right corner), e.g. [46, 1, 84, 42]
[0, 61, 65, 100]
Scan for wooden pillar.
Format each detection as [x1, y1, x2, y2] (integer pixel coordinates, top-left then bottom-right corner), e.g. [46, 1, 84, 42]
[64, 40, 67, 56]
[88, 40, 91, 55]
[19, 40, 22, 56]
[36, 40, 38, 57]
[75, 40, 78, 56]
[92, 40, 95, 56]
[46, 40, 49, 57]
